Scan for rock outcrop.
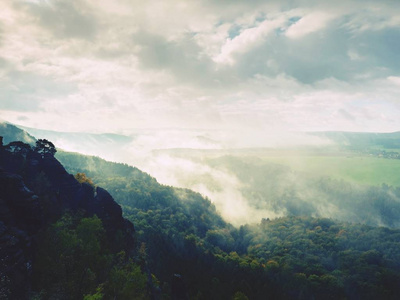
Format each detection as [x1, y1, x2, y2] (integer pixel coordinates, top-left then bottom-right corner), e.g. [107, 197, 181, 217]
[0, 142, 135, 298]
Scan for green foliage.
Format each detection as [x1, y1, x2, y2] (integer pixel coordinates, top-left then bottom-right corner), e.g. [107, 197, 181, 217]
[56, 150, 400, 299]
[35, 139, 57, 157]
[33, 214, 110, 298]
[205, 229, 234, 252]
[246, 216, 400, 299]
[83, 286, 104, 300]
[233, 291, 249, 300]
[32, 213, 149, 299]
[104, 261, 148, 299]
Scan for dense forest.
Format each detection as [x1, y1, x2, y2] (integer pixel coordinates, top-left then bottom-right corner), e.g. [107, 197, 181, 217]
[56, 150, 400, 299]
[2, 123, 400, 299]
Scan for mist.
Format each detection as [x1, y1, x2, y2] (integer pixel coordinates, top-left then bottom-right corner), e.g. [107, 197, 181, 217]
[19, 125, 400, 228]
[2, 0, 400, 226]
[21, 126, 336, 224]
[3, 0, 400, 297]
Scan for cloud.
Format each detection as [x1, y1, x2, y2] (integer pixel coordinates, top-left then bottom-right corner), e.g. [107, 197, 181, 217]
[214, 17, 286, 65]
[285, 11, 336, 39]
[19, 0, 98, 40]
[388, 76, 400, 86]
[1, 0, 400, 135]
[131, 30, 218, 86]
[344, 5, 400, 33]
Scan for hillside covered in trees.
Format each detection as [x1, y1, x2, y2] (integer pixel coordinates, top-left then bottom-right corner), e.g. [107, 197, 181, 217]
[2, 123, 400, 299]
[56, 148, 400, 299]
[0, 135, 150, 299]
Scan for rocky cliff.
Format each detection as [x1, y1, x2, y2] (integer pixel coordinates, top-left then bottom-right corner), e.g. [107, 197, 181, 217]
[0, 140, 135, 299]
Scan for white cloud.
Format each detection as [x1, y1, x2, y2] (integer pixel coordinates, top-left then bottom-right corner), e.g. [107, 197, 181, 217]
[1, 0, 400, 136]
[345, 7, 400, 32]
[285, 11, 336, 39]
[214, 17, 286, 65]
[387, 76, 400, 86]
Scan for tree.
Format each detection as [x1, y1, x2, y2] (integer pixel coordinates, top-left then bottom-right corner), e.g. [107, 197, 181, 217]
[4, 141, 32, 156]
[104, 261, 149, 299]
[75, 172, 94, 186]
[233, 291, 249, 300]
[33, 214, 110, 298]
[35, 139, 56, 157]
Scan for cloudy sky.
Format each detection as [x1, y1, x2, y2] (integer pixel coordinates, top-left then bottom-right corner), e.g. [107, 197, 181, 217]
[1, 0, 400, 136]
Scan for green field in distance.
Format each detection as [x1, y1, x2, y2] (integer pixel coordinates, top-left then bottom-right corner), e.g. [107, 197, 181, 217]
[259, 155, 400, 187]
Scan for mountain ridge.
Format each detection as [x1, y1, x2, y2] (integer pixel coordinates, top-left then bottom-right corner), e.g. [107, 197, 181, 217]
[0, 135, 138, 298]
[3, 123, 400, 299]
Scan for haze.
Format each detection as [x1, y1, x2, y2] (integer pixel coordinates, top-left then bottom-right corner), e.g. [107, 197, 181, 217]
[3, 0, 400, 225]
[1, 0, 400, 136]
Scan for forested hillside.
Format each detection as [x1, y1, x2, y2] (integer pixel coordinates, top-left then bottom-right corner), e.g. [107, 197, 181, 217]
[56, 151, 400, 299]
[4, 0, 400, 298]
[2, 123, 400, 299]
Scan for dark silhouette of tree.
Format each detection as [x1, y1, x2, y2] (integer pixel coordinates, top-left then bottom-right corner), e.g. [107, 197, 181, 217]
[4, 141, 32, 156]
[35, 139, 56, 157]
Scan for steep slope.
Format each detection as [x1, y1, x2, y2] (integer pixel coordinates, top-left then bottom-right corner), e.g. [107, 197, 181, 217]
[0, 169, 41, 299]
[3, 124, 400, 299]
[0, 140, 139, 299]
[55, 151, 238, 294]
[55, 150, 400, 300]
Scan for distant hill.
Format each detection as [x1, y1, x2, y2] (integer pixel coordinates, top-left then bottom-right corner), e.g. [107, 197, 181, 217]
[3, 123, 400, 299]
[17, 125, 134, 162]
[312, 131, 400, 149]
[0, 122, 36, 144]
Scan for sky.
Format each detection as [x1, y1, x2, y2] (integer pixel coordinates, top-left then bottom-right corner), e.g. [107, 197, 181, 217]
[1, 0, 400, 136]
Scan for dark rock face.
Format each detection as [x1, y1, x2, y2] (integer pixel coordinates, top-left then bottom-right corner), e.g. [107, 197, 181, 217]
[0, 171, 42, 233]
[0, 144, 135, 298]
[0, 170, 39, 299]
[171, 273, 189, 300]
[94, 187, 136, 251]
[0, 221, 31, 299]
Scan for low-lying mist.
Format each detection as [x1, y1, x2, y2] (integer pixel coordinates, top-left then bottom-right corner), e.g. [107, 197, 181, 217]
[136, 150, 400, 228]
[23, 126, 400, 227]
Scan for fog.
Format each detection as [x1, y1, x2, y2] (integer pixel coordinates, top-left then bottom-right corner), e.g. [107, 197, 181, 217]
[20, 126, 400, 227]
[3, 0, 400, 228]
[21, 128, 328, 221]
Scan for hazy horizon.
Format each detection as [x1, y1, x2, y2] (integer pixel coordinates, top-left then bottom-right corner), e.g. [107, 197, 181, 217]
[2, 0, 400, 225]
[2, 2, 400, 296]
[6, 121, 397, 226]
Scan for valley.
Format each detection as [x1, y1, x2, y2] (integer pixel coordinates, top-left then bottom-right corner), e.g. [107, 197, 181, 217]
[2, 123, 400, 299]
